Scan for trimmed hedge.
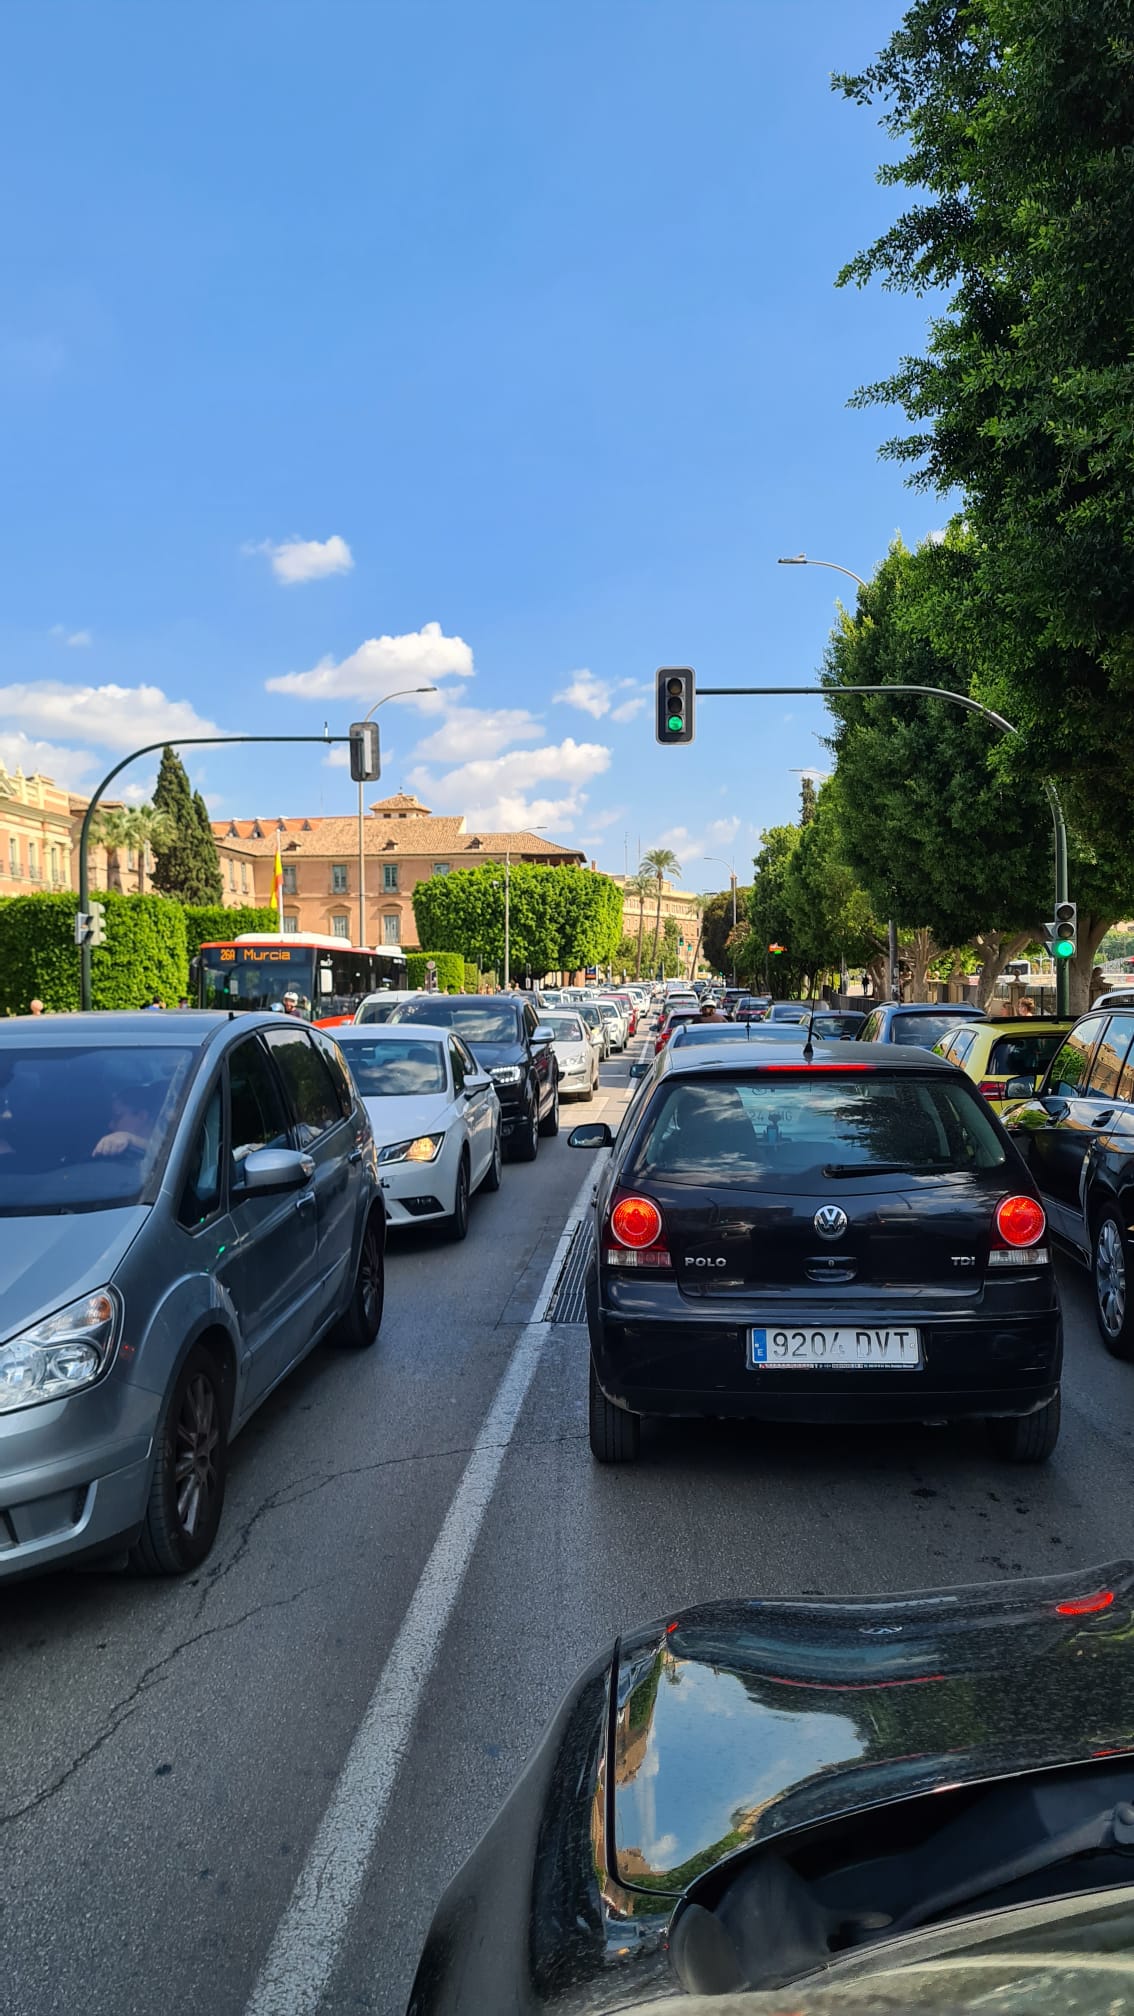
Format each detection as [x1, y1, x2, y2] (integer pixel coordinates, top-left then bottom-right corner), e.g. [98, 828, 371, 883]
[184, 904, 277, 964]
[0, 891, 189, 1014]
[406, 950, 466, 993]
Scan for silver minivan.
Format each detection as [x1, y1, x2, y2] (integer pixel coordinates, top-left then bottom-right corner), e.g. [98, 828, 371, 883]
[0, 1012, 384, 1580]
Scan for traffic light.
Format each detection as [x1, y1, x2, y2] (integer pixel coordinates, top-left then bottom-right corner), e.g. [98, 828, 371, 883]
[655, 667, 695, 744]
[768, 942, 786, 957]
[1044, 902, 1076, 960]
[348, 720, 381, 782]
[89, 901, 107, 947]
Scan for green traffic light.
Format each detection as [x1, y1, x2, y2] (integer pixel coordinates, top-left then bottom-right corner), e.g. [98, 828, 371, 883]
[1055, 938, 1074, 958]
[667, 714, 684, 732]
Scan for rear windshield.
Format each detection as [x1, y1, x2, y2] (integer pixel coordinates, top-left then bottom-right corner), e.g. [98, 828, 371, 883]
[627, 1072, 1007, 1187]
[544, 1015, 586, 1041]
[891, 1012, 975, 1047]
[355, 998, 400, 1024]
[988, 1031, 1066, 1077]
[0, 1044, 194, 1215]
[390, 999, 519, 1042]
[337, 1036, 446, 1096]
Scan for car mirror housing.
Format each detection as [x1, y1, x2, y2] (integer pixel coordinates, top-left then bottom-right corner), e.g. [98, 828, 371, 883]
[568, 1122, 614, 1150]
[1004, 1075, 1037, 1101]
[629, 1061, 651, 1080]
[464, 1071, 492, 1095]
[237, 1147, 315, 1194]
[533, 1026, 554, 1043]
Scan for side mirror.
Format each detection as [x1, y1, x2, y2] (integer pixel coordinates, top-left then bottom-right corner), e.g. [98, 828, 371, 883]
[1004, 1075, 1037, 1101]
[464, 1071, 491, 1095]
[629, 1060, 651, 1080]
[236, 1147, 315, 1194]
[569, 1122, 614, 1150]
[533, 1025, 554, 1043]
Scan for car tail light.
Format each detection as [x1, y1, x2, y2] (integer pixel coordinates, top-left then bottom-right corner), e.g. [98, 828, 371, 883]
[1056, 1590, 1114, 1617]
[977, 1079, 1004, 1099]
[994, 1194, 1046, 1248]
[605, 1192, 671, 1270]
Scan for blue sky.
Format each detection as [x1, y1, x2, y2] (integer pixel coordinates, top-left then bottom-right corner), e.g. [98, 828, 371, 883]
[0, 0, 944, 887]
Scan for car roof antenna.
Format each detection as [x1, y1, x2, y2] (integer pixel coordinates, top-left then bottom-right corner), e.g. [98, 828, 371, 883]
[802, 979, 819, 1063]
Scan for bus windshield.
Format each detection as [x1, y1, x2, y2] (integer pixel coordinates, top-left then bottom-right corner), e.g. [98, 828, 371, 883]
[199, 945, 315, 1015]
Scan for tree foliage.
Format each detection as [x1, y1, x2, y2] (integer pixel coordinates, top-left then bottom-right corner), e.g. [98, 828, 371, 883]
[0, 892, 188, 1014]
[781, 784, 885, 978]
[405, 950, 465, 992]
[410, 864, 622, 978]
[150, 746, 223, 903]
[183, 904, 277, 965]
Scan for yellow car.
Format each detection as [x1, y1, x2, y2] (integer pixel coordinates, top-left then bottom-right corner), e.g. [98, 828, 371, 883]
[932, 1016, 1073, 1112]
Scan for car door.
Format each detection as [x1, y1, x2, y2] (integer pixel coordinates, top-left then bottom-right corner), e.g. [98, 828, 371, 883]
[223, 1032, 320, 1408]
[1025, 1015, 1107, 1249]
[263, 1024, 359, 1332]
[525, 1000, 554, 1117]
[449, 1034, 492, 1185]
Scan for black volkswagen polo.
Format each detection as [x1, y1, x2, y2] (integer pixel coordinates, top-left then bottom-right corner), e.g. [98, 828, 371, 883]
[570, 1038, 1061, 1464]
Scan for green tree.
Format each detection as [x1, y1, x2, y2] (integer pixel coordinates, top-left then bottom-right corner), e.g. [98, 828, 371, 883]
[781, 783, 885, 983]
[741, 825, 805, 994]
[91, 803, 176, 894]
[836, 0, 1134, 861]
[798, 775, 817, 827]
[640, 847, 681, 975]
[628, 866, 656, 978]
[150, 747, 223, 903]
[701, 887, 749, 975]
[411, 863, 621, 978]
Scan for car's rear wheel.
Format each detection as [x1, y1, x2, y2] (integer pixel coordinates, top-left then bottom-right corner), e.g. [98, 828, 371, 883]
[513, 1099, 539, 1162]
[986, 1390, 1060, 1463]
[449, 1151, 470, 1240]
[1093, 1208, 1134, 1358]
[589, 1359, 640, 1463]
[130, 1344, 229, 1574]
[539, 1077, 560, 1137]
[481, 1123, 503, 1191]
[336, 1213, 385, 1348]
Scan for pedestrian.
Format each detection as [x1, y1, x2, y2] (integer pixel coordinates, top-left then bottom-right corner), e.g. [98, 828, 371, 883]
[282, 989, 302, 1017]
[177, 996, 189, 1009]
[1016, 996, 1034, 1017]
[143, 995, 165, 1011]
[28, 998, 44, 1016]
[698, 997, 726, 1023]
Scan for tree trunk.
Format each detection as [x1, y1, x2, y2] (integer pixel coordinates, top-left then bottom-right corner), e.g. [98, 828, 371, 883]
[651, 876, 663, 977]
[904, 928, 938, 1000]
[1069, 913, 1116, 1015]
[688, 919, 703, 981]
[635, 900, 645, 979]
[972, 928, 1033, 1011]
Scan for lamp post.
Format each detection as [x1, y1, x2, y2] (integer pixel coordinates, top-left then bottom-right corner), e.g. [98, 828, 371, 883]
[355, 687, 437, 945]
[502, 828, 547, 989]
[703, 854, 736, 982]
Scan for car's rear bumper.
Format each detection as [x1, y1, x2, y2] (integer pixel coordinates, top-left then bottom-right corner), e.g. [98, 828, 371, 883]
[588, 1293, 1062, 1424]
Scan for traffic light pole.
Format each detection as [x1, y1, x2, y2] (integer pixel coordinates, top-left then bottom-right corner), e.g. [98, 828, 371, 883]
[77, 733, 350, 1011]
[697, 682, 1072, 1017]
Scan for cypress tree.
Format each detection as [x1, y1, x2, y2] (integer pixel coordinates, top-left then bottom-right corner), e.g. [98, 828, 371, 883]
[151, 746, 223, 902]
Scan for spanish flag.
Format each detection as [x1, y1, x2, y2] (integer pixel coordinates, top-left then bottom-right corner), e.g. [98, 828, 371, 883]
[272, 830, 284, 918]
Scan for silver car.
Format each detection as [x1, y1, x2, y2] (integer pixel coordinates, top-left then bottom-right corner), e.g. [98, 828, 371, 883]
[0, 1012, 384, 1580]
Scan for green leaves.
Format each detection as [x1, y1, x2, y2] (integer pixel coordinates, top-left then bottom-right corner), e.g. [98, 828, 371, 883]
[150, 747, 223, 904]
[410, 864, 622, 978]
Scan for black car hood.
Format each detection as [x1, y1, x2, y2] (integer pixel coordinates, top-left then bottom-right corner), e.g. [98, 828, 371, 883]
[467, 1039, 527, 1069]
[407, 1563, 1134, 2016]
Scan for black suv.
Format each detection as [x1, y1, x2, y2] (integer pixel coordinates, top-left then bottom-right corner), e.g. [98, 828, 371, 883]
[388, 994, 559, 1161]
[1004, 1006, 1134, 1355]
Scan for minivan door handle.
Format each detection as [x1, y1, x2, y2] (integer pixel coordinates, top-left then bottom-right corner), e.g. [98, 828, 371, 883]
[348, 1147, 363, 1164]
[295, 1191, 316, 1211]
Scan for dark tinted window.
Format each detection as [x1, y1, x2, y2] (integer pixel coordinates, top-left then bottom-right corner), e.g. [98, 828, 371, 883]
[263, 1027, 341, 1141]
[447, 1038, 466, 1094]
[1086, 1016, 1134, 1100]
[0, 1044, 193, 1216]
[891, 1012, 975, 1048]
[391, 998, 521, 1042]
[179, 1082, 223, 1228]
[988, 1031, 1067, 1078]
[337, 1036, 447, 1097]
[229, 1036, 291, 1166]
[312, 1031, 355, 1119]
[627, 1071, 1006, 1188]
[1046, 1017, 1105, 1097]
[356, 998, 400, 1024]
[858, 1010, 883, 1042]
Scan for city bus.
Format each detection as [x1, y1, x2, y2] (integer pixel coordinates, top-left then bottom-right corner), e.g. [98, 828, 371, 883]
[194, 933, 409, 1027]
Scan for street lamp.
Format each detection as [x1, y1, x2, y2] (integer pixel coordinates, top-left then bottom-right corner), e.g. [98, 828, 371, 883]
[703, 854, 737, 982]
[503, 829, 547, 989]
[356, 687, 437, 944]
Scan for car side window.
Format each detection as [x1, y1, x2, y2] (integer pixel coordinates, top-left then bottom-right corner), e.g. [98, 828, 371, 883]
[1046, 1016, 1105, 1098]
[524, 1003, 539, 1040]
[860, 1010, 882, 1043]
[263, 1027, 342, 1144]
[1088, 1015, 1134, 1101]
[448, 1038, 466, 1094]
[952, 1028, 978, 1065]
[178, 1081, 223, 1229]
[312, 1029, 355, 1120]
[229, 1036, 292, 1171]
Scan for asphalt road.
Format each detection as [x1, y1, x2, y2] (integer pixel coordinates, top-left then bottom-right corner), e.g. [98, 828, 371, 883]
[3, 1034, 1133, 2016]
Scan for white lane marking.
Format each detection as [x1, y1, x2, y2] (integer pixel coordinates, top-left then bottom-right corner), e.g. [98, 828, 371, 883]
[244, 1149, 604, 2016]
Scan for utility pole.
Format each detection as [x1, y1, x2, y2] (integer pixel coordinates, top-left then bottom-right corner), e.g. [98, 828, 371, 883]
[354, 685, 437, 945]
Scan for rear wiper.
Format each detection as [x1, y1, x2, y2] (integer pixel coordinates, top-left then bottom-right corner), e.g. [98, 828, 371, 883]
[822, 1161, 939, 1178]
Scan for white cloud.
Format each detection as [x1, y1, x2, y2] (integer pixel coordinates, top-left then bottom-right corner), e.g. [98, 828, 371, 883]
[247, 534, 354, 585]
[411, 705, 542, 764]
[0, 681, 223, 752]
[408, 735, 610, 835]
[554, 669, 614, 719]
[653, 815, 742, 871]
[925, 527, 947, 545]
[266, 621, 474, 702]
[323, 743, 396, 770]
[610, 696, 645, 723]
[0, 733, 98, 789]
[50, 625, 92, 648]
[585, 805, 626, 831]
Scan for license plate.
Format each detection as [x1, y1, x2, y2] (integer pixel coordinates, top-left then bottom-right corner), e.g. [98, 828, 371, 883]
[748, 1326, 922, 1370]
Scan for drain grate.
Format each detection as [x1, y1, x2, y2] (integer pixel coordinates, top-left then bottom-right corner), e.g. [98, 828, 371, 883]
[544, 1221, 593, 1324]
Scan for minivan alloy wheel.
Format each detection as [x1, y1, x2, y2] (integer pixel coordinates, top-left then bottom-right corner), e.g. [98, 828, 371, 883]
[176, 1374, 220, 1537]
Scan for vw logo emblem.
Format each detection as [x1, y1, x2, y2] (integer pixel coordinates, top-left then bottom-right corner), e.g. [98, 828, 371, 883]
[814, 1205, 848, 1241]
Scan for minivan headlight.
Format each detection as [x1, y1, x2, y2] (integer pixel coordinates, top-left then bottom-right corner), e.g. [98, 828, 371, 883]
[0, 1289, 120, 1414]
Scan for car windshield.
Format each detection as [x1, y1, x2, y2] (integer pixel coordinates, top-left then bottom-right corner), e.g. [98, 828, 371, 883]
[355, 998, 401, 1024]
[544, 1015, 586, 1041]
[988, 1031, 1067, 1076]
[0, 1045, 194, 1215]
[628, 1071, 1007, 1187]
[390, 999, 520, 1041]
[337, 1037, 446, 1096]
[892, 1012, 979, 1047]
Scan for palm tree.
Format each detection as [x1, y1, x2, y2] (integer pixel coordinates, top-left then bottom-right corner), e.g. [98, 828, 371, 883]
[89, 807, 135, 891]
[687, 893, 707, 982]
[90, 803, 175, 892]
[630, 867, 655, 978]
[130, 804, 175, 892]
[640, 847, 681, 978]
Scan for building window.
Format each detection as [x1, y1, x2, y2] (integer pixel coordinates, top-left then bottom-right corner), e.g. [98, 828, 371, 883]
[241, 861, 249, 893]
[383, 862, 399, 892]
[27, 840, 37, 880]
[50, 845, 60, 883]
[432, 862, 450, 877]
[282, 863, 296, 895]
[331, 863, 348, 894]
[7, 837, 17, 878]
[228, 859, 235, 890]
[282, 913, 298, 935]
[331, 914, 350, 939]
[382, 913, 401, 945]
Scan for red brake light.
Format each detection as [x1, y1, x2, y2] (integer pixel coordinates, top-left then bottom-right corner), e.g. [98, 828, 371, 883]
[995, 1194, 1046, 1248]
[1056, 1590, 1114, 1617]
[611, 1195, 663, 1249]
[977, 1079, 1004, 1100]
[757, 1063, 874, 1074]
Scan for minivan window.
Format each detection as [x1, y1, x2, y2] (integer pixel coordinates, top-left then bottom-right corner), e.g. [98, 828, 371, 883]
[179, 1082, 223, 1228]
[229, 1036, 291, 1167]
[627, 1072, 1007, 1188]
[0, 1045, 193, 1216]
[988, 1030, 1066, 1078]
[1086, 1016, 1134, 1101]
[264, 1027, 342, 1141]
[1046, 1017, 1105, 1098]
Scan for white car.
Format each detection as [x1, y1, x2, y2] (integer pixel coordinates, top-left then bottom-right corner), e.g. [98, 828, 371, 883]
[576, 998, 611, 1061]
[353, 989, 428, 1025]
[595, 998, 628, 1050]
[541, 1010, 600, 1101]
[335, 1023, 501, 1240]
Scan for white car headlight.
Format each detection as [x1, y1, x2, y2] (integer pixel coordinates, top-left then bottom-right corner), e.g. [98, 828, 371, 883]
[0, 1288, 120, 1415]
[378, 1134, 445, 1165]
[488, 1065, 523, 1086]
